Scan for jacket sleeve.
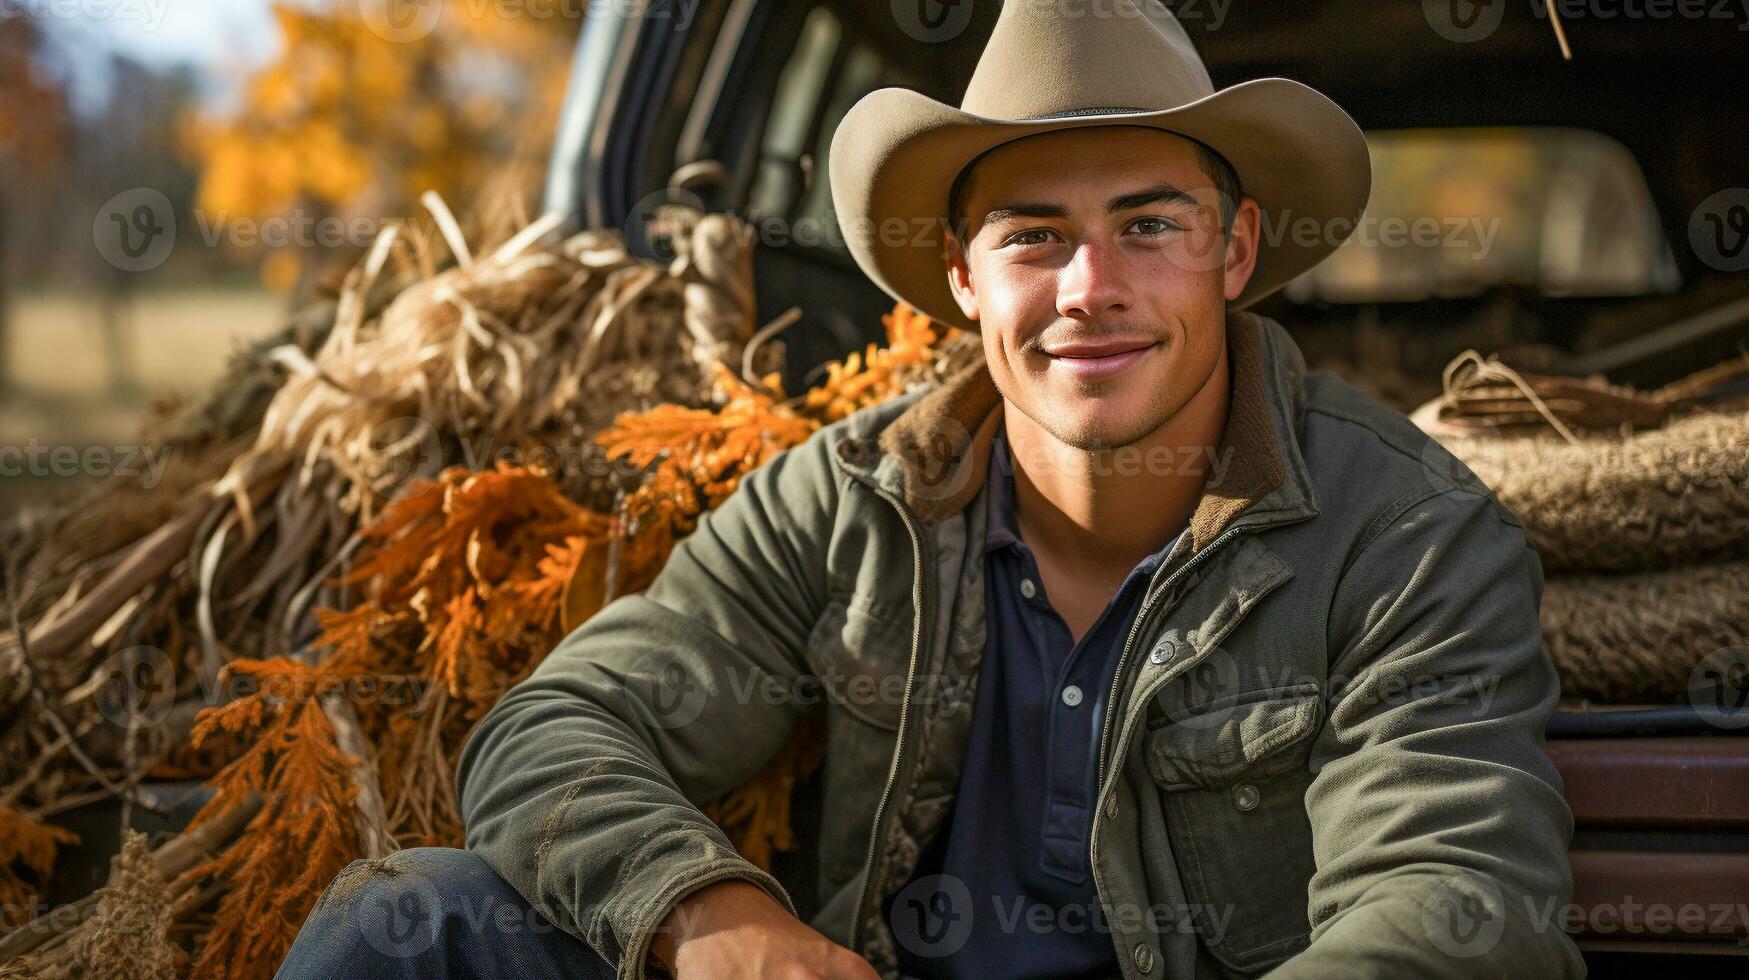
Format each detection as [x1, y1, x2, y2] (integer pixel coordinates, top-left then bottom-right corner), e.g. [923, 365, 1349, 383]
[454, 428, 843, 980]
[1269, 488, 1586, 979]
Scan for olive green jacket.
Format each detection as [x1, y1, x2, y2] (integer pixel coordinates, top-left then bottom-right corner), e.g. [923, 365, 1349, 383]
[457, 310, 1586, 979]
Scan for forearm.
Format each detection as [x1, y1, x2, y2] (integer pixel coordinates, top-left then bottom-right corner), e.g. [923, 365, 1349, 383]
[455, 594, 801, 978]
[454, 435, 839, 977]
[1269, 869, 1583, 979]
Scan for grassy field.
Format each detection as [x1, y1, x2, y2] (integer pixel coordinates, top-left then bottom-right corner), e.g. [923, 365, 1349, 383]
[1, 287, 286, 509]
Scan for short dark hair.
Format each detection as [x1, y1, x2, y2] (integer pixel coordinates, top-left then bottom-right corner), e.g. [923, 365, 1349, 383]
[945, 131, 1243, 242]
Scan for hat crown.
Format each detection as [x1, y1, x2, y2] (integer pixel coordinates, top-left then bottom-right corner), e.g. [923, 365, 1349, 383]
[961, 0, 1214, 120]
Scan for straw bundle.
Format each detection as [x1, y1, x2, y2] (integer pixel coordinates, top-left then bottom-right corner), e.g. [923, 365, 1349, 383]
[1542, 561, 1749, 703]
[1435, 408, 1749, 574]
[0, 193, 974, 978]
[1418, 345, 1749, 705]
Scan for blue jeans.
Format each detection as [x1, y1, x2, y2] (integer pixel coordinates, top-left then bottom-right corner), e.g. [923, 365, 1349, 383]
[277, 847, 617, 979]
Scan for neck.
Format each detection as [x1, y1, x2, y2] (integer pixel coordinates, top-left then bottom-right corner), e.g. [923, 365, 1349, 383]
[1003, 339, 1231, 574]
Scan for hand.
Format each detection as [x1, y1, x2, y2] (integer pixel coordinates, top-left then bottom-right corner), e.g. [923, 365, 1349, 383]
[649, 880, 879, 980]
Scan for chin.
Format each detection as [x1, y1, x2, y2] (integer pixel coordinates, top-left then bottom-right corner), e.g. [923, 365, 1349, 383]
[1039, 407, 1158, 453]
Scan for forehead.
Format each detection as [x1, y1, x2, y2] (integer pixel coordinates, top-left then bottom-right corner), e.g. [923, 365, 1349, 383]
[960, 126, 1209, 205]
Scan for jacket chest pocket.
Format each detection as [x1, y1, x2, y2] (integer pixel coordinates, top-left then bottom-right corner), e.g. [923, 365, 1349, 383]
[808, 594, 913, 731]
[1144, 683, 1322, 977]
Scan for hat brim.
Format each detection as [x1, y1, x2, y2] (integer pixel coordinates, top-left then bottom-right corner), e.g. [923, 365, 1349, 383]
[827, 77, 1371, 331]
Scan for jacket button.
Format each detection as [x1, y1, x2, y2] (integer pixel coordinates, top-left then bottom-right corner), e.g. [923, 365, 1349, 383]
[1132, 942, 1156, 974]
[1020, 578, 1037, 599]
[1149, 641, 1176, 666]
[1232, 784, 1261, 811]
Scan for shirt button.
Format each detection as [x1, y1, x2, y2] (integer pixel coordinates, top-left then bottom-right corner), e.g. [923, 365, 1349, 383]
[1232, 784, 1261, 811]
[1132, 942, 1156, 974]
[1020, 578, 1037, 599]
[1061, 685, 1084, 707]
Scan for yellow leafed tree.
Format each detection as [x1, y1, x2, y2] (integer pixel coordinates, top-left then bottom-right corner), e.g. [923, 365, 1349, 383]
[183, 1, 578, 292]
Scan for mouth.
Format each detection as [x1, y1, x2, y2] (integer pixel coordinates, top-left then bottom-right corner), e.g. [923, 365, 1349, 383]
[1039, 338, 1160, 383]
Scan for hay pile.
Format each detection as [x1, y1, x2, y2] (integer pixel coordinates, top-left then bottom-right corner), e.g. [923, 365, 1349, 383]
[1418, 350, 1749, 703]
[0, 198, 978, 977]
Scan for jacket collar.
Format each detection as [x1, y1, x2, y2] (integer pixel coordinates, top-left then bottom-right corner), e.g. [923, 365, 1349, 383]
[838, 309, 1319, 550]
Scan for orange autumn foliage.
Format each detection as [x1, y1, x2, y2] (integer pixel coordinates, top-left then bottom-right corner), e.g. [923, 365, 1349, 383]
[0, 805, 79, 933]
[314, 463, 611, 852]
[181, 657, 368, 977]
[175, 303, 962, 974]
[596, 362, 817, 589]
[803, 302, 956, 422]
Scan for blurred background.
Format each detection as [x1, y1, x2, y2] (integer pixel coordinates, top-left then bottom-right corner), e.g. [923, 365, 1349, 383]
[2, 0, 1747, 498]
[3, 3, 1748, 973]
[0, 0, 577, 507]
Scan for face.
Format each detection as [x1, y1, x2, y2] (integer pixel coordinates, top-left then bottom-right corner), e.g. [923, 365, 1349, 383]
[945, 126, 1261, 452]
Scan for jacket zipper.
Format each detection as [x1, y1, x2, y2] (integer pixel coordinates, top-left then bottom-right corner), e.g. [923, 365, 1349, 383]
[1093, 524, 1238, 793]
[1085, 510, 1315, 975]
[848, 485, 934, 956]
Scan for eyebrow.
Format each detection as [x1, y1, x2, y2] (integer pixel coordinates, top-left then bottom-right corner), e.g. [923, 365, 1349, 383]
[980, 183, 1203, 227]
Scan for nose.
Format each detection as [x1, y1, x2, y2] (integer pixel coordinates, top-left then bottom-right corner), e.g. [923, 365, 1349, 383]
[1056, 239, 1131, 322]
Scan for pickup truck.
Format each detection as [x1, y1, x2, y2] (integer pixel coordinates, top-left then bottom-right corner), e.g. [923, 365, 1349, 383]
[536, 1, 1749, 976]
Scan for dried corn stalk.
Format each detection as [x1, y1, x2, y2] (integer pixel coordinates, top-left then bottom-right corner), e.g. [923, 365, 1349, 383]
[1, 187, 970, 978]
[0, 197, 763, 895]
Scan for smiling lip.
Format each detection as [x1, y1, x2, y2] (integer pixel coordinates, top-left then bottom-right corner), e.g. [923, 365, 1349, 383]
[1041, 339, 1159, 382]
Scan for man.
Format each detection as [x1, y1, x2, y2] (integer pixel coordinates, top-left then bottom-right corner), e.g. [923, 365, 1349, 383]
[282, 2, 1585, 978]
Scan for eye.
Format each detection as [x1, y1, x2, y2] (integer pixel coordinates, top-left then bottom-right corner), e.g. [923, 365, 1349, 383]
[1129, 216, 1180, 236]
[1004, 228, 1060, 248]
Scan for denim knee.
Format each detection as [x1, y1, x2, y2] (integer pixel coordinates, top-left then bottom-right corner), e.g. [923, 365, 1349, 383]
[282, 847, 603, 978]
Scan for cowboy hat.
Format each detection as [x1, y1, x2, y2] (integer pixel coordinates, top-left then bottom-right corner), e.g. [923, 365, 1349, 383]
[827, 0, 1371, 331]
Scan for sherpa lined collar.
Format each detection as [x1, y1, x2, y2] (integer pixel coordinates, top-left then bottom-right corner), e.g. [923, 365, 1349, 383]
[858, 309, 1313, 553]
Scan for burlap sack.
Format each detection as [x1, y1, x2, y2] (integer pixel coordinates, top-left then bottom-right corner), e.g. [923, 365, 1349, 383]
[1438, 409, 1749, 573]
[1542, 560, 1749, 703]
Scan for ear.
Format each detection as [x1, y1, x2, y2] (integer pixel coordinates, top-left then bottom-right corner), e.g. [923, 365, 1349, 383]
[1222, 196, 1263, 303]
[944, 230, 981, 323]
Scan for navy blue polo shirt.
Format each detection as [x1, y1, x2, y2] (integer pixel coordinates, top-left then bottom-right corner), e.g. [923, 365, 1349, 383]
[886, 419, 1186, 979]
